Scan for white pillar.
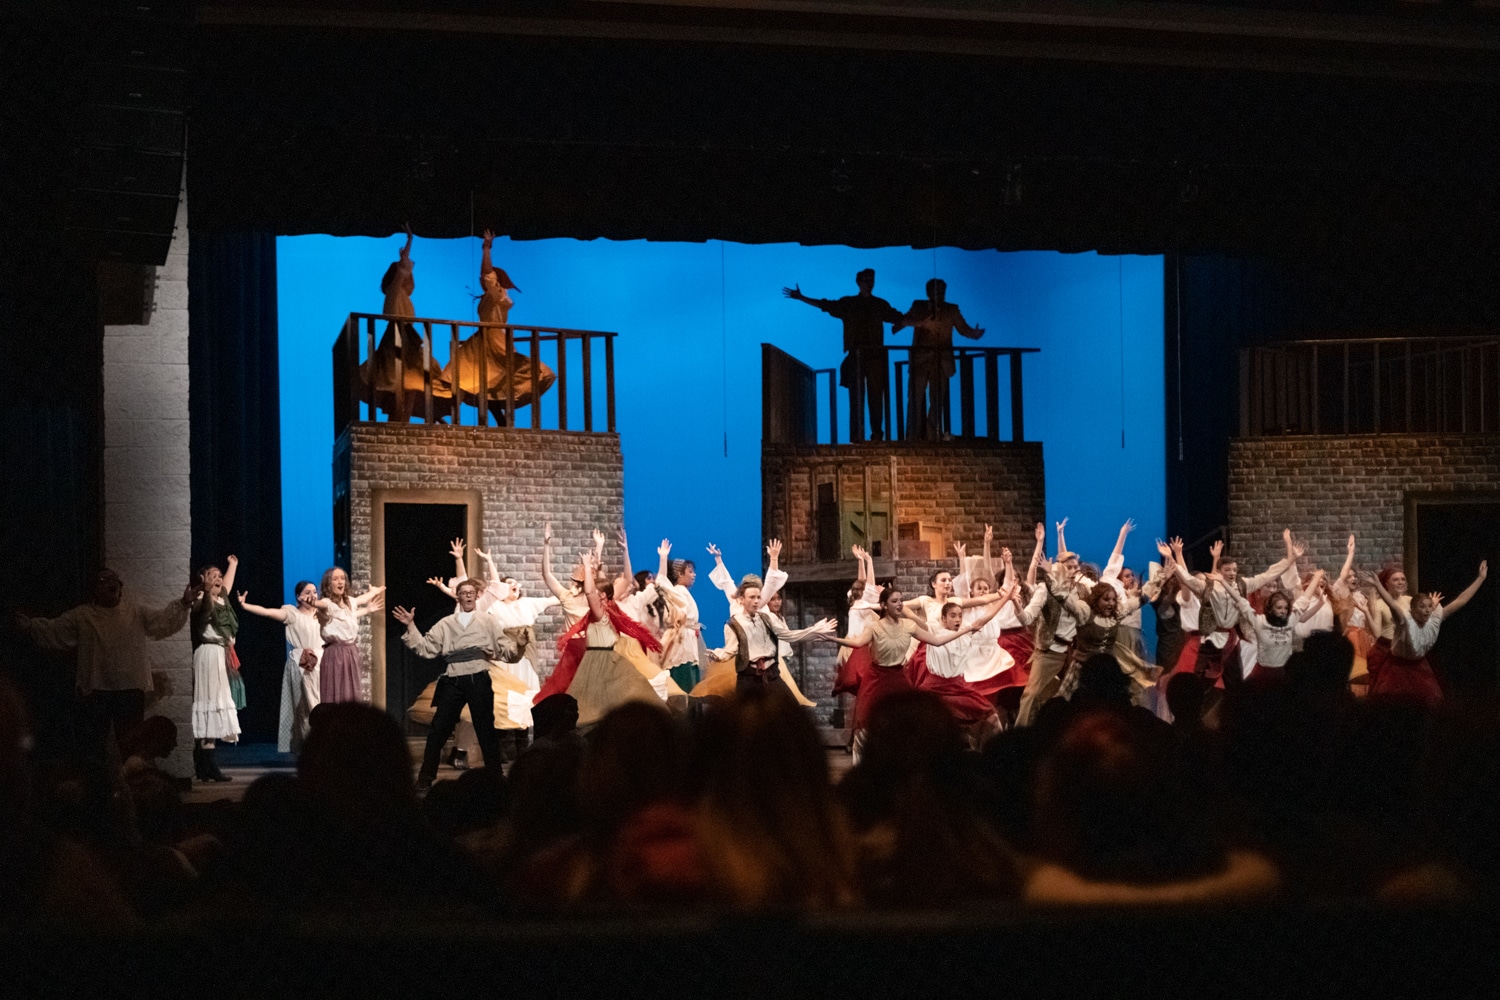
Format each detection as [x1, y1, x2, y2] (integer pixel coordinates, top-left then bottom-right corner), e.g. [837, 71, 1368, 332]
[102, 182, 193, 777]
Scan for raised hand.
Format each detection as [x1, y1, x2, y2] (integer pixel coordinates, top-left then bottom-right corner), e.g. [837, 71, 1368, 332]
[236, 590, 248, 605]
[781, 284, 804, 300]
[1347, 533, 1356, 554]
[366, 592, 385, 613]
[767, 538, 782, 561]
[1291, 536, 1306, 559]
[449, 537, 465, 559]
[851, 543, 866, 560]
[617, 526, 629, 549]
[482, 227, 494, 246]
[1170, 537, 1185, 558]
[984, 524, 993, 542]
[1479, 560, 1489, 581]
[1034, 522, 1045, 544]
[658, 538, 672, 558]
[425, 576, 447, 589]
[1209, 539, 1224, 560]
[1056, 517, 1069, 533]
[182, 577, 204, 606]
[592, 528, 606, 552]
[1156, 538, 1172, 559]
[706, 543, 722, 558]
[391, 605, 416, 626]
[953, 541, 967, 561]
[1121, 518, 1136, 535]
[1430, 591, 1445, 606]
[1001, 547, 1013, 564]
[226, 554, 239, 567]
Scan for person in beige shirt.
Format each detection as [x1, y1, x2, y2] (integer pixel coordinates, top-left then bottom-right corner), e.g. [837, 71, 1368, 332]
[17, 568, 198, 759]
[393, 579, 520, 792]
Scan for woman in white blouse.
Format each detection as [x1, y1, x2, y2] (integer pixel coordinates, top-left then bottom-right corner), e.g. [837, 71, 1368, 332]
[239, 580, 323, 753]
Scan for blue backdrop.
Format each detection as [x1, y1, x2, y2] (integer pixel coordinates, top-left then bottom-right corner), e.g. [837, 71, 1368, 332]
[277, 236, 1163, 607]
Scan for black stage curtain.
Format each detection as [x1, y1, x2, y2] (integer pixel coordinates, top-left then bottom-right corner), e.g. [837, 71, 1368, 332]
[189, 230, 286, 744]
[1164, 253, 1289, 568]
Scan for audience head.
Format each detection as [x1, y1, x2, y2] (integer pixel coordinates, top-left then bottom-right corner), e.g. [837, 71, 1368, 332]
[1165, 672, 1209, 726]
[1034, 709, 1223, 884]
[532, 694, 580, 743]
[579, 702, 681, 836]
[1073, 653, 1133, 708]
[687, 688, 856, 910]
[299, 704, 417, 824]
[1287, 632, 1355, 698]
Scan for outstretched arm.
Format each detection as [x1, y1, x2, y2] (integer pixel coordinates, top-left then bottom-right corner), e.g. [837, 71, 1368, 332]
[580, 551, 606, 619]
[220, 555, 239, 597]
[1055, 517, 1069, 560]
[1027, 522, 1045, 588]
[1337, 533, 1356, 586]
[235, 592, 285, 621]
[707, 542, 737, 601]
[954, 307, 984, 340]
[617, 527, 635, 589]
[426, 576, 457, 600]
[982, 524, 995, 586]
[351, 584, 385, 609]
[850, 544, 868, 594]
[480, 229, 495, 282]
[1442, 561, 1488, 617]
[762, 538, 788, 602]
[540, 522, 569, 601]
[657, 538, 672, 588]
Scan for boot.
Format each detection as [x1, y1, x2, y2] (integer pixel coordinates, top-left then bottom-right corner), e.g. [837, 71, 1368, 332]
[204, 744, 233, 783]
[446, 746, 468, 771]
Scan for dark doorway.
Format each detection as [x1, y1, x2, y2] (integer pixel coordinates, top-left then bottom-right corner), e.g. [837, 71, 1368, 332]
[383, 502, 467, 731]
[1413, 498, 1500, 699]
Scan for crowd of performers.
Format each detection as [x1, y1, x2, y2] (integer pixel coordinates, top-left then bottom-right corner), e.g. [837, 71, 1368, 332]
[13, 516, 1486, 786]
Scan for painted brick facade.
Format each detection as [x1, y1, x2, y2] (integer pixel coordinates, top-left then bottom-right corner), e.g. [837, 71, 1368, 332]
[103, 187, 193, 776]
[339, 423, 625, 701]
[764, 442, 1047, 725]
[1228, 434, 1500, 576]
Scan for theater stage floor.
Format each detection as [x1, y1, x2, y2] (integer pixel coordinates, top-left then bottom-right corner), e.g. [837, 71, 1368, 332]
[186, 740, 856, 803]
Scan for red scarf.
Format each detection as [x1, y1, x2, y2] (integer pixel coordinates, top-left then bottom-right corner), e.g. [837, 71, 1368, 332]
[557, 599, 663, 654]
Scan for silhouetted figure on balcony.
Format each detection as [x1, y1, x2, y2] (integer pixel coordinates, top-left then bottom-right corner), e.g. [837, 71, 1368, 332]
[894, 278, 984, 442]
[443, 229, 556, 426]
[783, 269, 903, 442]
[363, 224, 439, 422]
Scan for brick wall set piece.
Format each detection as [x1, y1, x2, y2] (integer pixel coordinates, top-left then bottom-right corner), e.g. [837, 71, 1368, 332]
[763, 442, 1047, 565]
[1228, 434, 1500, 579]
[340, 423, 625, 703]
[103, 187, 193, 777]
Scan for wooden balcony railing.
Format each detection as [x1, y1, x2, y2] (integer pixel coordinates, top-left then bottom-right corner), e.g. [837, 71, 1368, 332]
[333, 312, 616, 435]
[763, 343, 1038, 445]
[1239, 336, 1500, 437]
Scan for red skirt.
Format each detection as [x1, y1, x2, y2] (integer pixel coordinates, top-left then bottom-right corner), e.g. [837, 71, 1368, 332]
[907, 644, 996, 725]
[852, 662, 914, 732]
[1367, 648, 1443, 707]
[1170, 631, 1238, 688]
[994, 628, 1035, 691]
[833, 645, 871, 697]
[534, 634, 588, 706]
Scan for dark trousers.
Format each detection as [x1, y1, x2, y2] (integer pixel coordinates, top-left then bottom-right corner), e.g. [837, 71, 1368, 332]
[736, 666, 791, 697]
[420, 671, 501, 781]
[906, 355, 950, 441]
[80, 689, 145, 759]
[846, 352, 888, 442]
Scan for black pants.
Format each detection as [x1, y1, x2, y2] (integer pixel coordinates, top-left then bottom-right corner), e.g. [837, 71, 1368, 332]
[845, 352, 888, 442]
[736, 666, 791, 697]
[80, 689, 145, 760]
[906, 354, 950, 441]
[420, 671, 501, 781]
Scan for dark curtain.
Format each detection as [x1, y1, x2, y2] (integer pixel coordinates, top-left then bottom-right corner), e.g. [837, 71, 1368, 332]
[189, 230, 285, 744]
[1164, 253, 1288, 568]
[0, 252, 102, 758]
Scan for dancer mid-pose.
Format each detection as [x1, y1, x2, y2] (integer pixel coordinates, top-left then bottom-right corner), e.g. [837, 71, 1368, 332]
[1223, 571, 1325, 686]
[531, 523, 596, 704]
[560, 550, 666, 729]
[315, 568, 384, 704]
[393, 579, 521, 792]
[364, 224, 434, 421]
[709, 577, 836, 694]
[832, 544, 884, 731]
[238, 580, 323, 754]
[1364, 562, 1486, 707]
[189, 556, 242, 782]
[701, 539, 814, 705]
[919, 592, 1011, 744]
[655, 540, 707, 692]
[1013, 521, 1085, 727]
[1050, 561, 1153, 702]
[1168, 532, 1296, 684]
[826, 586, 991, 761]
[1328, 535, 1376, 685]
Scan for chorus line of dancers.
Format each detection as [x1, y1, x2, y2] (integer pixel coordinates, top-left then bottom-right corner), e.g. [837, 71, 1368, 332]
[14, 517, 1485, 785]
